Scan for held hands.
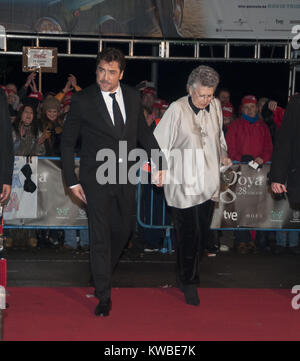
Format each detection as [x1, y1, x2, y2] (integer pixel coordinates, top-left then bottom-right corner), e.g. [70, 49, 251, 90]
[152, 170, 166, 187]
[221, 157, 232, 167]
[220, 157, 233, 173]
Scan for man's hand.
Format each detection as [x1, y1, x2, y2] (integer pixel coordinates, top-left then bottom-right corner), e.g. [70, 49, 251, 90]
[70, 184, 87, 204]
[152, 170, 166, 187]
[0, 184, 11, 203]
[271, 182, 287, 194]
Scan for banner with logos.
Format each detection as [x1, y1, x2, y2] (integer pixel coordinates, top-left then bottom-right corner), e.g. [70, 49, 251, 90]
[211, 164, 300, 229]
[5, 158, 88, 227]
[198, 0, 300, 40]
[0, 0, 299, 40]
[4, 159, 300, 229]
[3, 156, 38, 220]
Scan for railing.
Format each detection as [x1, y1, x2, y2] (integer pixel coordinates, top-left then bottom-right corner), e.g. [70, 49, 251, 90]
[1, 33, 300, 63]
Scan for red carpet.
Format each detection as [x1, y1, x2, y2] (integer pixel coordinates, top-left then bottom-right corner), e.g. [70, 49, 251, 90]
[2, 287, 300, 341]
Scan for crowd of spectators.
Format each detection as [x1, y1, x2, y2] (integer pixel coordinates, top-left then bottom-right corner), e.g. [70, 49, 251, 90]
[1, 73, 89, 250]
[1, 74, 299, 255]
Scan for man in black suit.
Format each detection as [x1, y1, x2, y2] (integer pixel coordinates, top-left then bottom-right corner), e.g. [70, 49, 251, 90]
[0, 87, 14, 205]
[61, 48, 165, 317]
[270, 93, 300, 207]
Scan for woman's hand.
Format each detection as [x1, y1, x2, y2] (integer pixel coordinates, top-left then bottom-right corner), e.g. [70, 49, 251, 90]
[221, 157, 232, 166]
[152, 170, 166, 187]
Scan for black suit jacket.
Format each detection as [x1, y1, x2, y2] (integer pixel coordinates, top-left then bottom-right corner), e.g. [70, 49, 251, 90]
[61, 82, 163, 197]
[269, 94, 300, 204]
[0, 88, 14, 192]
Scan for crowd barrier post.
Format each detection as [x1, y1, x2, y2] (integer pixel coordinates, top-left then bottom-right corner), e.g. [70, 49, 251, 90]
[0, 285, 5, 341]
[136, 169, 174, 254]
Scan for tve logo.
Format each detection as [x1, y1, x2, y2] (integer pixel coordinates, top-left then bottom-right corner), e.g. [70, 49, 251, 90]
[291, 285, 300, 310]
[223, 210, 238, 221]
[292, 25, 300, 50]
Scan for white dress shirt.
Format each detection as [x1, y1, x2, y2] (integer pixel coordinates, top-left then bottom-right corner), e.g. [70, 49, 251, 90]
[101, 85, 126, 125]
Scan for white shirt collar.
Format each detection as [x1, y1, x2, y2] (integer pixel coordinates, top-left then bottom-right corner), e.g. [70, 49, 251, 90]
[101, 84, 121, 98]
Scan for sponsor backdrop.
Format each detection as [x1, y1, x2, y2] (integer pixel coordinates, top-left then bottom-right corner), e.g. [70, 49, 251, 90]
[4, 156, 38, 220]
[210, 164, 299, 229]
[3, 158, 300, 229]
[0, 0, 299, 39]
[4, 158, 88, 227]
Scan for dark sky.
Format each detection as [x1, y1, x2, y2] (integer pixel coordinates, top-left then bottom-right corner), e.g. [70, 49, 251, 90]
[0, 53, 293, 111]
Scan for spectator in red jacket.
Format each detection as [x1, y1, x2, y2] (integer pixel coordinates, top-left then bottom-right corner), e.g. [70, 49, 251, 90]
[225, 95, 273, 254]
[226, 95, 273, 165]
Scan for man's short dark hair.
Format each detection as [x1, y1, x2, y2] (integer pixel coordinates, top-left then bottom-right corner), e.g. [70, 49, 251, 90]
[96, 47, 126, 72]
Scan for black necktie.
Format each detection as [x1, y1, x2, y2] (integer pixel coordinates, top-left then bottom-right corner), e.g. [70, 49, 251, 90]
[109, 92, 124, 137]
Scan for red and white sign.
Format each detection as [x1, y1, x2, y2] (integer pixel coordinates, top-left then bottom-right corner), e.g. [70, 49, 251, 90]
[27, 48, 53, 68]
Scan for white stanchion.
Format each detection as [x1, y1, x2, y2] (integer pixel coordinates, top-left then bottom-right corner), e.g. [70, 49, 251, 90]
[0, 286, 5, 341]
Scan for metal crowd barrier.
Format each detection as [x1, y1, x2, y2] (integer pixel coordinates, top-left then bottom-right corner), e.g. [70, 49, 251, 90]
[136, 171, 173, 254]
[0, 259, 7, 342]
[135, 162, 300, 255]
[0, 286, 5, 341]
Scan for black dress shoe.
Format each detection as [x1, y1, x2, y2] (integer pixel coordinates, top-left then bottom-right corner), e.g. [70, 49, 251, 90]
[182, 285, 200, 306]
[177, 275, 200, 306]
[95, 299, 112, 317]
